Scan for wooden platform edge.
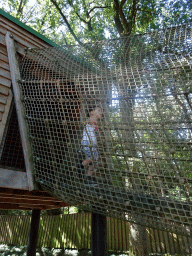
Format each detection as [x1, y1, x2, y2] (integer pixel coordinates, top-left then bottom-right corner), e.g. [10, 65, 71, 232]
[0, 187, 70, 210]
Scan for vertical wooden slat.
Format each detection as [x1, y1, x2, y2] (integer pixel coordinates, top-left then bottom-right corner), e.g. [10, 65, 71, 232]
[51, 215, 58, 248]
[150, 228, 156, 254]
[56, 215, 62, 248]
[120, 219, 124, 251]
[25, 216, 31, 245]
[16, 215, 22, 245]
[3, 216, 7, 245]
[60, 214, 65, 248]
[10, 216, 15, 245]
[73, 213, 78, 249]
[177, 234, 184, 255]
[41, 215, 47, 248]
[49, 215, 55, 248]
[88, 212, 92, 249]
[37, 216, 42, 248]
[4, 216, 9, 245]
[154, 228, 161, 254]
[43, 215, 50, 248]
[163, 231, 170, 254]
[76, 213, 82, 249]
[116, 217, 119, 251]
[111, 218, 115, 251]
[168, 232, 175, 255]
[1, 216, 6, 244]
[65, 215, 70, 248]
[68, 214, 73, 248]
[81, 213, 86, 249]
[44, 215, 51, 247]
[172, 233, 179, 254]
[158, 230, 165, 253]
[107, 217, 110, 250]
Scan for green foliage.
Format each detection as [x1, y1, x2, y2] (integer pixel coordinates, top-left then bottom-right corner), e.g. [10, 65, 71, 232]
[1, 0, 192, 45]
[0, 209, 32, 215]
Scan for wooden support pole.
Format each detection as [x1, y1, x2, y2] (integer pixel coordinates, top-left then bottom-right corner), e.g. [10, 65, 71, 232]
[91, 212, 108, 256]
[27, 209, 41, 256]
[5, 31, 37, 190]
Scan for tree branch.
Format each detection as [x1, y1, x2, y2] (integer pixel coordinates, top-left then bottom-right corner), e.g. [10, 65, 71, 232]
[88, 5, 111, 15]
[50, 0, 84, 46]
[17, 0, 24, 16]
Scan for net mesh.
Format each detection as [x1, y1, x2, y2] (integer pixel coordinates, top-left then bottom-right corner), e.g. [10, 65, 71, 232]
[19, 24, 192, 236]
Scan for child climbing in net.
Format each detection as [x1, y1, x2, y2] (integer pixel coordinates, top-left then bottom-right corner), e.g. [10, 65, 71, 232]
[81, 106, 103, 185]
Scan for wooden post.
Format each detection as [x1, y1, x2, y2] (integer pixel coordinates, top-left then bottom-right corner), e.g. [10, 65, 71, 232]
[27, 209, 41, 256]
[91, 212, 108, 256]
[5, 31, 37, 190]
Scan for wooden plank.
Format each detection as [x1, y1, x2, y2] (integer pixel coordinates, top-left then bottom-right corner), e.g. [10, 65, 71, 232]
[0, 195, 68, 208]
[0, 191, 66, 203]
[0, 44, 7, 55]
[0, 95, 7, 104]
[163, 231, 170, 253]
[0, 52, 9, 62]
[23, 216, 31, 245]
[0, 23, 45, 50]
[0, 80, 11, 91]
[0, 187, 70, 201]
[0, 26, 7, 35]
[0, 68, 11, 80]
[0, 60, 10, 71]
[60, 215, 65, 248]
[5, 31, 37, 191]
[0, 168, 29, 190]
[0, 201, 64, 210]
[0, 17, 49, 48]
[0, 33, 5, 45]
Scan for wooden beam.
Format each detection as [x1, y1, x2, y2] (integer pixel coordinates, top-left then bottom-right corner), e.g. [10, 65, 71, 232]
[0, 168, 29, 189]
[0, 194, 66, 204]
[92, 212, 108, 256]
[0, 202, 64, 210]
[0, 195, 68, 206]
[0, 187, 62, 198]
[5, 31, 37, 191]
[0, 200, 68, 209]
[27, 209, 41, 256]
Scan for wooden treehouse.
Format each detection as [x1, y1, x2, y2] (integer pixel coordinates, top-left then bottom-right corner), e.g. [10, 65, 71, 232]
[0, 9, 70, 211]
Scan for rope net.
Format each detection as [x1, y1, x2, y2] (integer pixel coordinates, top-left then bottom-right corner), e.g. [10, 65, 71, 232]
[20, 24, 192, 236]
